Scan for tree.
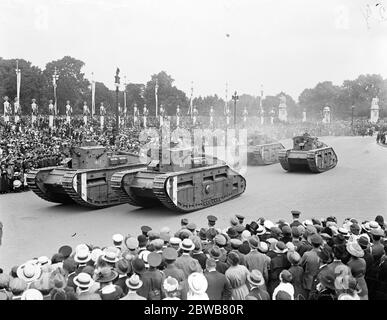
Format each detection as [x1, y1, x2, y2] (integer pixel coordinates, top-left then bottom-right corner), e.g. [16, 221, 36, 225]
[43, 56, 90, 114]
[144, 71, 189, 115]
[0, 58, 45, 114]
[125, 83, 145, 113]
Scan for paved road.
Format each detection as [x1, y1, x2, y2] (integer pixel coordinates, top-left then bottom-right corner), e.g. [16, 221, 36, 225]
[1, 136, 386, 271]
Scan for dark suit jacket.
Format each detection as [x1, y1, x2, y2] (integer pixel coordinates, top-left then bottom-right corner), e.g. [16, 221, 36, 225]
[204, 270, 232, 300]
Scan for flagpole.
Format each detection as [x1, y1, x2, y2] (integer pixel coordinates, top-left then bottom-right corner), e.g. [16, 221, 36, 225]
[225, 82, 228, 115]
[155, 78, 158, 118]
[91, 72, 95, 117]
[188, 81, 193, 116]
[15, 60, 21, 104]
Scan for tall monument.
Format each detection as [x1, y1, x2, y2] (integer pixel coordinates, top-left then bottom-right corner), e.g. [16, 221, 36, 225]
[370, 97, 379, 124]
[278, 95, 288, 122]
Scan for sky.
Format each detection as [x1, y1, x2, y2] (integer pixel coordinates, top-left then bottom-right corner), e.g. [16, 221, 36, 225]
[0, 0, 386, 101]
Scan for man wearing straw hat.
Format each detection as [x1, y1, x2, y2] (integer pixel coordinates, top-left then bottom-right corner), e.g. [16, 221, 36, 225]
[120, 274, 146, 300]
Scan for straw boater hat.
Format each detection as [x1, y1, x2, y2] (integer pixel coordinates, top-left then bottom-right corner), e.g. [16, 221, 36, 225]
[73, 272, 94, 289]
[74, 248, 91, 264]
[102, 247, 120, 263]
[163, 276, 179, 293]
[16, 262, 42, 283]
[21, 288, 43, 300]
[273, 241, 288, 254]
[346, 242, 364, 258]
[188, 272, 208, 295]
[179, 238, 195, 251]
[247, 270, 265, 287]
[125, 274, 143, 290]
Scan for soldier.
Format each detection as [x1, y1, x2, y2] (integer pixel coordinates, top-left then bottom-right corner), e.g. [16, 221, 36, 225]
[48, 100, 55, 128]
[176, 105, 181, 127]
[65, 100, 72, 124]
[3, 96, 11, 122]
[14, 98, 21, 123]
[142, 104, 148, 128]
[83, 101, 90, 126]
[31, 99, 38, 124]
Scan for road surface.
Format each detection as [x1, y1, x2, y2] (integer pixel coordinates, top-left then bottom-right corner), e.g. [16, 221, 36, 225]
[1, 136, 386, 271]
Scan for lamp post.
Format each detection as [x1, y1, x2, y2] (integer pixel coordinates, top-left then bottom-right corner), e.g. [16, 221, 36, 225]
[52, 67, 59, 115]
[232, 91, 239, 127]
[114, 68, 121, 134]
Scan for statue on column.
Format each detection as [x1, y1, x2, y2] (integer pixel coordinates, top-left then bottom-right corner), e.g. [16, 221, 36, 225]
[322, 105, 331, 124]
[133, 103, 139, 126]
[302, 108, 307, 122]
[14, 97, 21, 123]
[270, 109, 275, 125]
[159, 104, 165, 127]
[65, 100, 72, 124]
[278, 95, 288, 122]
[83, 101, 90, 125]
[3, 96, 11, 122]
[209, 106, 215, 128]
[192, 106, 198, 126]
[48, 100, 55, 128]
[242, 107, 248, 125]
[31, 99, 39, 124]
[176, 105, 181, 127]
[100, 102, 106, 130]
[142, 104, 148, 128]
[370, 97, 380, 124]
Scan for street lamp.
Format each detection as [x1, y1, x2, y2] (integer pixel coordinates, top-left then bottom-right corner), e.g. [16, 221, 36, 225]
[232, 91, 239, 127]
[114, 68, 121, 134]
[52, 67, 59, 115]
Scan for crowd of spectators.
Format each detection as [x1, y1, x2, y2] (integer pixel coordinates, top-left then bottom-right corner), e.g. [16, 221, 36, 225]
[0, 211, 386, 300]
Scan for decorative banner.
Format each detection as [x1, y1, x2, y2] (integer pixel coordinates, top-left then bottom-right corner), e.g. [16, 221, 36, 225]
[91, 77, 96, 116]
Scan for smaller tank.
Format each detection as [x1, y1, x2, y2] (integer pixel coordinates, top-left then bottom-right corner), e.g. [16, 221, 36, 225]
[27, 142, 146, 208]
[247, 133, 285, 165]
[278, 133, 338, 173]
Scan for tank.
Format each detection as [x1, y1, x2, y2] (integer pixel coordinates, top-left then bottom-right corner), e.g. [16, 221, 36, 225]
[247, 133, 285, 165]
[278, 134, 338, 173]
[111, 143, 246, 213]
[27, 143, 146, 208]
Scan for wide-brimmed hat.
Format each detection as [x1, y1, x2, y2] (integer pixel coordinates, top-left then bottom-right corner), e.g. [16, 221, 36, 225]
[179, 238, 195, 251]
[125, 274, 143, 290]
[247, 270, 264, 286]
[73, 272, 94, 288]
[74, 248, 91, 264]
[102, 247, 119, 263]
[263, 220, 274, 231]
[370, 228, 384, 237]
[16, 262, 42, 283]
[318, 269, 336, 290]
[163, 276, 179, 293]
[96, 267, 119, 283]
[346, 242, 364, 258]
[21, 288, 43, 300]
[188, 272, 208, 295]
[273, 241, 288, 254]
[91, 248, 104, 262]
[357, 236, 370, 249]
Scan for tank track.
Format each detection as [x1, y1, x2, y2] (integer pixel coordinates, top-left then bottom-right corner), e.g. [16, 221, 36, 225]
[26, 168, 71, 204]
[61, 171, 103, 209]
[278, 150, 290, 171]
[152, 165, 246, 213]
[306, 147, 338, 173]
[110, 168, 156, 208]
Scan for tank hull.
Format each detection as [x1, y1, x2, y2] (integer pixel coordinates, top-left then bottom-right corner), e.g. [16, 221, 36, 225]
[111, 164, 246, 213]
[27, 164, 146, 208]
[247, 142, 285, 165]
[278, 147, 338, 173]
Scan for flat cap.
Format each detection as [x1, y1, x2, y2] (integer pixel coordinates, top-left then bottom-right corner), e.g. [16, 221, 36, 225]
[163, 247, 178, 260]
[141, 226, 152, 234]
[186, 223, 197, 231]
[310, 234, 323, 245]
[181, 218, 189, 226]
[230, 239, 243, 248]
[214, 234, 227, 246]
[207, 215, 217, 222]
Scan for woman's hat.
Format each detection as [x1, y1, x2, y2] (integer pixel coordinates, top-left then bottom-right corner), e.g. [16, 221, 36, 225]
[125, 274, 143, 290]
[179, 238, 195, 251]
[73, 272, 94, 289]
[188, 272, 208, 295]
[16, 262, 42, 283]
[163, 276, 179, 293]
[74, 248, 91, 264]
[21, 288, 43, 300]
[273, 241, 288, 254]
[247, 270, 264, 287]
[96, 267, 119, 283]
[346, 242, 364, 258]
